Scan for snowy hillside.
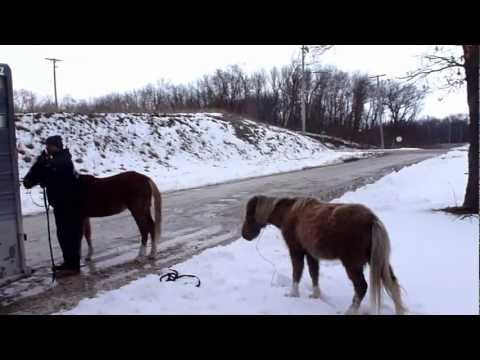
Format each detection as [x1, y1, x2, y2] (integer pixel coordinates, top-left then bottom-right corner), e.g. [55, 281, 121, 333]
[15, 112, 369, 215]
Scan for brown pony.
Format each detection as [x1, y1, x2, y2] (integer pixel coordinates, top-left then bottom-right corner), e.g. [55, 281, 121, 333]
[24, 157, 162, 261]
[241, 195, 406, 315]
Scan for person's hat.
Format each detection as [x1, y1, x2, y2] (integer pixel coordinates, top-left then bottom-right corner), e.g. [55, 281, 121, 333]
[45, 135, 64, 149]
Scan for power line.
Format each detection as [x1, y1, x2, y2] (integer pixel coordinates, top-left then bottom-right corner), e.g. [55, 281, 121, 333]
[45, 58, 62, 111]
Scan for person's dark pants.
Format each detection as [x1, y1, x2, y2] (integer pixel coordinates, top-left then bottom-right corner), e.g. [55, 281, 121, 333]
[53, 207, 84, 269]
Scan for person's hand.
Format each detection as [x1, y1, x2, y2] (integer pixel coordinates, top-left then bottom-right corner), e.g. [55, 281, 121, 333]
[38, 150, 51, 164]
[42, 150, 52, 160]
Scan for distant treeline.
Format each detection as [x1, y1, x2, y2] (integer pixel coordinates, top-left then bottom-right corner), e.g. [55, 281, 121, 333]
[14, 62, 468, 147]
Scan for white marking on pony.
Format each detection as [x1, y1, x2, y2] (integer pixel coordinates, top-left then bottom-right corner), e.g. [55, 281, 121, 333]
[344, 306, 360, 315]
[138, 245, 147, 258]
[149, 242, 157, 259]
[285, 282, 300, 297]
[345, 295, 361, 315]
[85, 246, 94, 261]
[309, 286, 321, 299]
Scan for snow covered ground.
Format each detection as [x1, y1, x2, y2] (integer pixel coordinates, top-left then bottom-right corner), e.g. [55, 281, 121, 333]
[16, 112, 370, 215]
[59, 146, 478, 315]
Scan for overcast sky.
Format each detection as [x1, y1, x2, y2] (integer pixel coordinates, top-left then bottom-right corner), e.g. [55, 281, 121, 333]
[0, 45, 468, 118]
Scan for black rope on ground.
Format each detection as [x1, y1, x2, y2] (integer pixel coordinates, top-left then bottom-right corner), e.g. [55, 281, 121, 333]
[159, 269, 201, 288]
[43, 187, 56, 283]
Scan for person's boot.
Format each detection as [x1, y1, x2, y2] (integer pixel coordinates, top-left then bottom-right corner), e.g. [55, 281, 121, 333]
[52, 263, 69, 271]
[53, 263, 80, 277]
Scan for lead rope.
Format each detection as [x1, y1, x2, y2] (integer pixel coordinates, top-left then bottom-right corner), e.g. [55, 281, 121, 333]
[28, 189, 45, 208]
[255, 230, 278, 286]
[43, 187, 56, 283]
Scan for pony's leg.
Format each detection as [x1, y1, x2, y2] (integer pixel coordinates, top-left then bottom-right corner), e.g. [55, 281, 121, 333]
[84, 218, 94, 261]
[131, 208, 152, 261]
[285, 249, 305, 298]
[306, 254, 321, 299]
[344, 265, 368, 315]
[130, 210, 150, 260]
[147, 213, 156, 259]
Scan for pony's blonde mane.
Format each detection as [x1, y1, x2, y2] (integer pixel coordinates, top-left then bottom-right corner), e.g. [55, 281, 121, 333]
[254, 196, 319, 224]
[254, 196, 280, 224]
[290, 197, 318, 214]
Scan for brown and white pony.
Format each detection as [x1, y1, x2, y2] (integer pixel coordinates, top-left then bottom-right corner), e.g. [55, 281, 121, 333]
[24, 156, 162, 261]
[241, 195, 406, 315]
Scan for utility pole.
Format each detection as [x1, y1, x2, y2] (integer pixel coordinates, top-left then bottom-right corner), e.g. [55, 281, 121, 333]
[369, 74, 386, 149]
[45, 58, 62, 111]
[301, 45, 308, 133]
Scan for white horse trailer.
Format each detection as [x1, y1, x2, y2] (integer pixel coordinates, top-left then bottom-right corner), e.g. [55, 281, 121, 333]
[0, 64, 29, 285]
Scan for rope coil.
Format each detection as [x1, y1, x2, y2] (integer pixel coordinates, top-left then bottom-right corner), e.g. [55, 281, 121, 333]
[159, 269, 201, 288]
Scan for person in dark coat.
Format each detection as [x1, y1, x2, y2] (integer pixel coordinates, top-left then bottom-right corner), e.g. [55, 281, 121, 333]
[44, 135, 84, 276]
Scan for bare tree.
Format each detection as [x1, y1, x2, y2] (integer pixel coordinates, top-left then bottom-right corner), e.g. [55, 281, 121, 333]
[14, 89, 38, 113]
[14, 56, 431, 151]
[403, 45, 479, 213]
[308, 45, 335, 65]
[383, 81, 427, 123]
[60, 95, 78, 112]
[299, 45, 334, 131]
[351, 74, 370, 132]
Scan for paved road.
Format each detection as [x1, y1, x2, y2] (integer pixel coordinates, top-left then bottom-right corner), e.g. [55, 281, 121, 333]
[0, 149, 446, 314]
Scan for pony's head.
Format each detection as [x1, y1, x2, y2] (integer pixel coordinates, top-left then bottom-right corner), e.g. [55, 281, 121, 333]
[241, 195, 279, 241]
[23, 152, 53, 189]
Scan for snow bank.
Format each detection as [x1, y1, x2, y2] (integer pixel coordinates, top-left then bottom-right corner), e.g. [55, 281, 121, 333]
[16, 112, 367, 215]
[59, 146, 478, 315]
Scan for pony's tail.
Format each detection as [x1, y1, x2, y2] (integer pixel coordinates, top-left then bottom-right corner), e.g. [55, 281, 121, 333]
[369, 216, 407, 315]
[149, 179, 162, 244]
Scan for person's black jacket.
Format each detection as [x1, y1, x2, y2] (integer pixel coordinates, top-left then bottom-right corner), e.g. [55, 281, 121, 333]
[47, 148, 76, 179]
[44, 148, 80, 208]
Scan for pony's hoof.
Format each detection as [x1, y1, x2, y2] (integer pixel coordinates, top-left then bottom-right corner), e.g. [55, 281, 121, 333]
[135, 256, 147, 263]
[85, 250, 93, 261]
[148, 253, 157, 260]
[344, 307, 359, 315]
[309, 287, 321, 299]
[137, 245, 147, 262]
[285, 292, 300, 298]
